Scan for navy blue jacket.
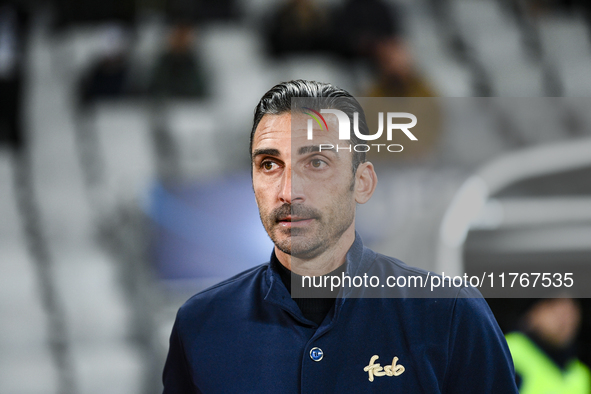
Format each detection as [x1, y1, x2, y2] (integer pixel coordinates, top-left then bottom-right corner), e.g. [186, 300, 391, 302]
[163, 235, 518, 393]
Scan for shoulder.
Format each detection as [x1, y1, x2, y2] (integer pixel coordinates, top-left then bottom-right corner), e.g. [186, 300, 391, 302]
[176, 263, 269, 323]
[363, 251, 483, 299]
[373, 252, 438, 279]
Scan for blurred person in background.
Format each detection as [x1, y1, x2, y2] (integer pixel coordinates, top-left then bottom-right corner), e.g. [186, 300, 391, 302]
[78, 24, 132, 107]
[366, 38, 435, 98]
[0, 0, 29, 151]
[52, 0, 134, 29]
[506, 298, 591, 393]
[164, 0, 239, 23]
[264, 0, 331, 58]
[332, 0, 402, 61]
[148, 22, 208, 99]
[363, 38, 439, 163]
[522, 0, 590, 16]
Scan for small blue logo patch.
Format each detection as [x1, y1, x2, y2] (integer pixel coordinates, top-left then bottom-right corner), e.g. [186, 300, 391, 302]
[310, 347, 324, 362]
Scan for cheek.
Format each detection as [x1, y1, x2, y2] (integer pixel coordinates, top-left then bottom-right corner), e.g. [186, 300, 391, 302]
[323, 174, 354, 195]
[253, 188, 266, 207]
[253, 182, 276, 207]
[314, 179, 355, 210]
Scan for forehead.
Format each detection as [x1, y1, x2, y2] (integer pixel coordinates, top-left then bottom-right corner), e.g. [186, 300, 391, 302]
[252, 112, 341, 151]
[252, 113, 292, 148]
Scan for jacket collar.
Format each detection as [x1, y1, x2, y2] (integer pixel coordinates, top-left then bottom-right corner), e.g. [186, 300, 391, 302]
[263, 232, 377, 324]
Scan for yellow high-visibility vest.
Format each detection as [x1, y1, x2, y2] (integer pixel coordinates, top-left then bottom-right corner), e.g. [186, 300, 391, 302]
[506, 332, 591, 394]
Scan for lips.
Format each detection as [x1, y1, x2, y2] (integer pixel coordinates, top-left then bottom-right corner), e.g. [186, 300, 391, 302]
[277, 215, 315, 228]
[278, 216, 309, 223]
[271, 204, 321, 229]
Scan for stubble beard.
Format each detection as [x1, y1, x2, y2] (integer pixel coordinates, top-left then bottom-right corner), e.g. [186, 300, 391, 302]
[259, 194, 355, 260]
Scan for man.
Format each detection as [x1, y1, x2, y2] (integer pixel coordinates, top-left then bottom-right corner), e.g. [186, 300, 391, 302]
[506, 298, 591, 393]
[162, 80, 519, 393]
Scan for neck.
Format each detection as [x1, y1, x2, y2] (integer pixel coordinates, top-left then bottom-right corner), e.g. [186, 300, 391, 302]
[275, 224, 356, 276]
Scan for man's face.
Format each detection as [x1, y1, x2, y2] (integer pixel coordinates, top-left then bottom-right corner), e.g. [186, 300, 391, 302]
[251, 112, 357, 260]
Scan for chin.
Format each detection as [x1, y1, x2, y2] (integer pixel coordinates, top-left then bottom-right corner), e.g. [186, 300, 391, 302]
[271, 236, 292, 256]
[290, 239, 326, 259]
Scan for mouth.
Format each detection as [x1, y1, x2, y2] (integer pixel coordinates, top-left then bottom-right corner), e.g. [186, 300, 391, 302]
[277, 216, 315, 228]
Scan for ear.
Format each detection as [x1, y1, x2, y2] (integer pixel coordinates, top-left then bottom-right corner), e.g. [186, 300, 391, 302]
[354, 162, 377, 204]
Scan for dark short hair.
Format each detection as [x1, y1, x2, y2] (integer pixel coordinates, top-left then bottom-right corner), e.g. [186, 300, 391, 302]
[250, 80, 368, 174]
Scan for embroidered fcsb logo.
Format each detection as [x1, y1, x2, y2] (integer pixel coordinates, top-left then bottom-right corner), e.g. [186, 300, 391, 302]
[363, 355, 405, 382]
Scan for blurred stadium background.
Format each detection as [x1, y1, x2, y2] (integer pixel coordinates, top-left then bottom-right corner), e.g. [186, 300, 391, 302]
[1, 0, 591, 392]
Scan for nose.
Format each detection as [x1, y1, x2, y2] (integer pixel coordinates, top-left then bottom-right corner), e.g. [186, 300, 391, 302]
[278, 165, 304, 204]
[278, 166, 291, 203]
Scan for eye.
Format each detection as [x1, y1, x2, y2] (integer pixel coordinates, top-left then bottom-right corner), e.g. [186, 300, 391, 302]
[262, 161, 278, 171]
[310, 158, 327, 168]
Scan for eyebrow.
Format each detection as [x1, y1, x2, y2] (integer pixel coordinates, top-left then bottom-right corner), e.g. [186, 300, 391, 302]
[297, 145, 338, 155]
[252, 148, 280, 161]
